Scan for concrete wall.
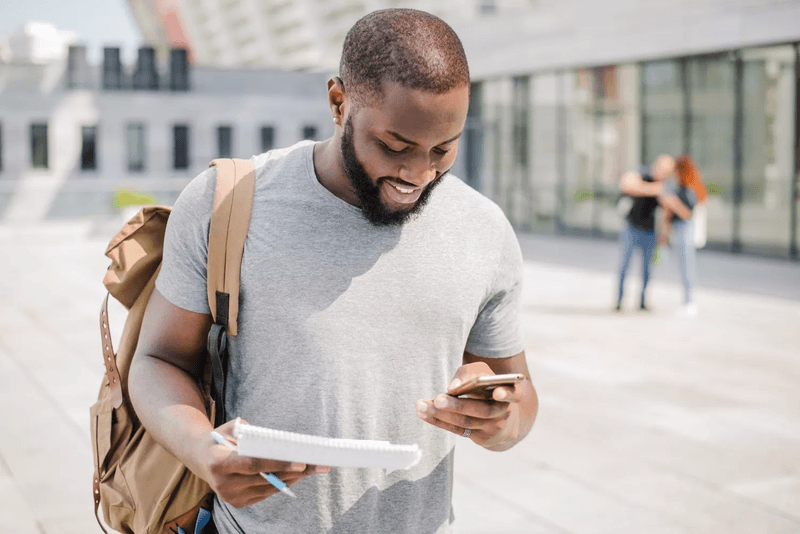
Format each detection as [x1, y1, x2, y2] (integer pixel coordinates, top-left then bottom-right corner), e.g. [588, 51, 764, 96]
[458, 0, 800, 79]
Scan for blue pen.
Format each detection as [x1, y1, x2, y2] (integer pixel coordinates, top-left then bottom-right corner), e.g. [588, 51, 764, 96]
[209, 430, 298, 499]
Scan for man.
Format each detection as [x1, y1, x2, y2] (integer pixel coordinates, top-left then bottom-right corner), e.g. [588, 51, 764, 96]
[129, 9, 538, 534]
[616, 154, 686, 311]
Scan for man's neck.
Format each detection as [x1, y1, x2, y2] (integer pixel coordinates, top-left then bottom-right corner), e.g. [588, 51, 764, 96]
[313, 138, 359, 207]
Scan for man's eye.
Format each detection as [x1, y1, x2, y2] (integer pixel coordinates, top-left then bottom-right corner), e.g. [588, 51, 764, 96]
[379, 141, 408, 155]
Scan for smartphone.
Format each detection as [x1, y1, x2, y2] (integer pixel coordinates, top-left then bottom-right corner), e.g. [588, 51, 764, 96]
[448, 373, 526, 397]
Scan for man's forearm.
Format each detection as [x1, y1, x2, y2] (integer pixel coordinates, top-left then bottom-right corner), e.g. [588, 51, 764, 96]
[128, 354, 215, 479]
[620, 173, 662, 197]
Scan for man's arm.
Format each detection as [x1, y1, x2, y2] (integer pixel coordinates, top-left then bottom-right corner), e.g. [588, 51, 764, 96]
[415, 350, 538, 452]
[658, 194, 692, 220]
[128, 287, 217, 478]
[129, 288, 327, 509]
[619, 171, 662, 197]
[658, 207, 673, 246]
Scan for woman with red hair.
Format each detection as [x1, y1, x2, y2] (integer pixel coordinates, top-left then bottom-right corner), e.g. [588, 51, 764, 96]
[657, 155, 707, 316]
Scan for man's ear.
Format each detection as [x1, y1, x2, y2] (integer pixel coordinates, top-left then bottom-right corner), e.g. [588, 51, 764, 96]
[328, 76, 346, 124]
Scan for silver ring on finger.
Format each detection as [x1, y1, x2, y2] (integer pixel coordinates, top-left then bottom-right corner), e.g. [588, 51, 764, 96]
[461, 428, 471, 438]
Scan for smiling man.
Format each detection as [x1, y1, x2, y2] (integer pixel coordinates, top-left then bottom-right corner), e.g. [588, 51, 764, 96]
[129, 8, 538, 534]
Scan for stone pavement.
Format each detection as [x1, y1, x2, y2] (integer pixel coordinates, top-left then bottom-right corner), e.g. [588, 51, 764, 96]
[0, 219, 798, 534]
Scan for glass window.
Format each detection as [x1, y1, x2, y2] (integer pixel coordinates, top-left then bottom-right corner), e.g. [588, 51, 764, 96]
[31, 123, 48, 169]
[81, 125, 97, 170]
[0, 122, 3, 172]
[593, 65, 641, 235]
[103, 47, 123, 90]
[261, 126, 275, 153]
[217, 125, 233, 158]
[739, 45, 796, 252]
[561, 69, 596, 231]
[529, 72, 559, 232]
[127, 123, 145, 172]
[302, 126, 317, 140]
[170, 49, 189, 91]
[686, 54, 735, 245]
[500, 75, 532, 228]
[464, 82, 484, 190]
[512, 76, 530, 170]
[173, 124, 190, 170]
[642, 60, 684, 164]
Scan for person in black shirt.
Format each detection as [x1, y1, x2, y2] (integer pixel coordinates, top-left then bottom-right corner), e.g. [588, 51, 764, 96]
[615, 155, 676, 311]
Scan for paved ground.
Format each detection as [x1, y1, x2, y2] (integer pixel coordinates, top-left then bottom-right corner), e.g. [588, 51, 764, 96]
[0, 218, 798, 534]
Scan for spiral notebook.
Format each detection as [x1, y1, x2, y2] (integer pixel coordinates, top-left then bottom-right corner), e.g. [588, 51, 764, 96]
[233, 419, 422, 472]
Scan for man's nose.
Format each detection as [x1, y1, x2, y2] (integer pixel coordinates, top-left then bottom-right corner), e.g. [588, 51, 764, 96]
[398, 158, 437, 187]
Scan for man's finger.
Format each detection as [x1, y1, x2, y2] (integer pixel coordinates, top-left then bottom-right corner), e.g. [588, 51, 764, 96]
[492, 385, 521, 403]
[229, 454, 308, 476]
[417, 399, 505, 430]
[416, 408, 479, 440]
[431, 395, 509, 419]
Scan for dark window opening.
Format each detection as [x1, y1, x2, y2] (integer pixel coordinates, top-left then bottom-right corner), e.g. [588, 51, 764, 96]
[173, 124, 190, 170]
[31, 123, 48, 169]
[127, 123, 145, 172]
[81, 126, 98, 170]
[261, 126, 275, 152]
[217, 125, 233, 158]
[302, 126, 317, 140]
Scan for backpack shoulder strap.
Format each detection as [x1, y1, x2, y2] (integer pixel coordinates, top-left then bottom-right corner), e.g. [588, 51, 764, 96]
[206, 158, 256, 336]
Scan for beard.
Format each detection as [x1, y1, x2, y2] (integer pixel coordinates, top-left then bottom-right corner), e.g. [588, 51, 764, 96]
[340, 116, 446, 226]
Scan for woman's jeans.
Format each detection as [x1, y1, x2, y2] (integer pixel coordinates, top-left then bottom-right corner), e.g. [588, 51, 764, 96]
[618, 222, 656, 306]
[672, 218, 695, 304]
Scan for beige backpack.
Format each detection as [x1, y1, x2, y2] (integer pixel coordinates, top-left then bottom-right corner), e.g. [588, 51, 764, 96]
[90, 158, 256, 533]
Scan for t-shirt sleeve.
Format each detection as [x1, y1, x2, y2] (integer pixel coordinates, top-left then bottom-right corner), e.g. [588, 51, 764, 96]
[154, 167, 216, 314]
[465, 219, 526, 359]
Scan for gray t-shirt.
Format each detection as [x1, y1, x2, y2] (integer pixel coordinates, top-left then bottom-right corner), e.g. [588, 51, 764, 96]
[156, 141, 525, 534]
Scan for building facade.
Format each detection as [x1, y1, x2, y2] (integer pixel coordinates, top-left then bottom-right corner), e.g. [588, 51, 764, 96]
[0, 44, 334, 223]
[125, 0, 538, 70]
[456, 0, 800, 259]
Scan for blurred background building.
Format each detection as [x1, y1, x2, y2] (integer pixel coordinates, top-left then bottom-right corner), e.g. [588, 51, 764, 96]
[1, 0, 799, 260]
[0, 29, 332, 221]
[455, 0, 800, 260]
[125, 0, 538, 69]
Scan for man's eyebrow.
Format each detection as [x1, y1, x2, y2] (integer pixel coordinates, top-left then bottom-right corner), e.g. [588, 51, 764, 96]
[386, 130, 463, 146]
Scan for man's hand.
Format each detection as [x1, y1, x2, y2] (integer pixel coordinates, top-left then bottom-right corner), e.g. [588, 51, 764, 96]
[198, 419, 330, 508]
[620, 172, 663, 197]
[415, 362, 526, 451]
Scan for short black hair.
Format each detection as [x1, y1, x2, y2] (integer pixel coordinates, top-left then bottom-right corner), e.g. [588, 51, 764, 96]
[339, 9, 470, 104]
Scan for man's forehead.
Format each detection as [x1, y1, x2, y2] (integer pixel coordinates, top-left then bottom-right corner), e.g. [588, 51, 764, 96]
[352, 82, 469, 140]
